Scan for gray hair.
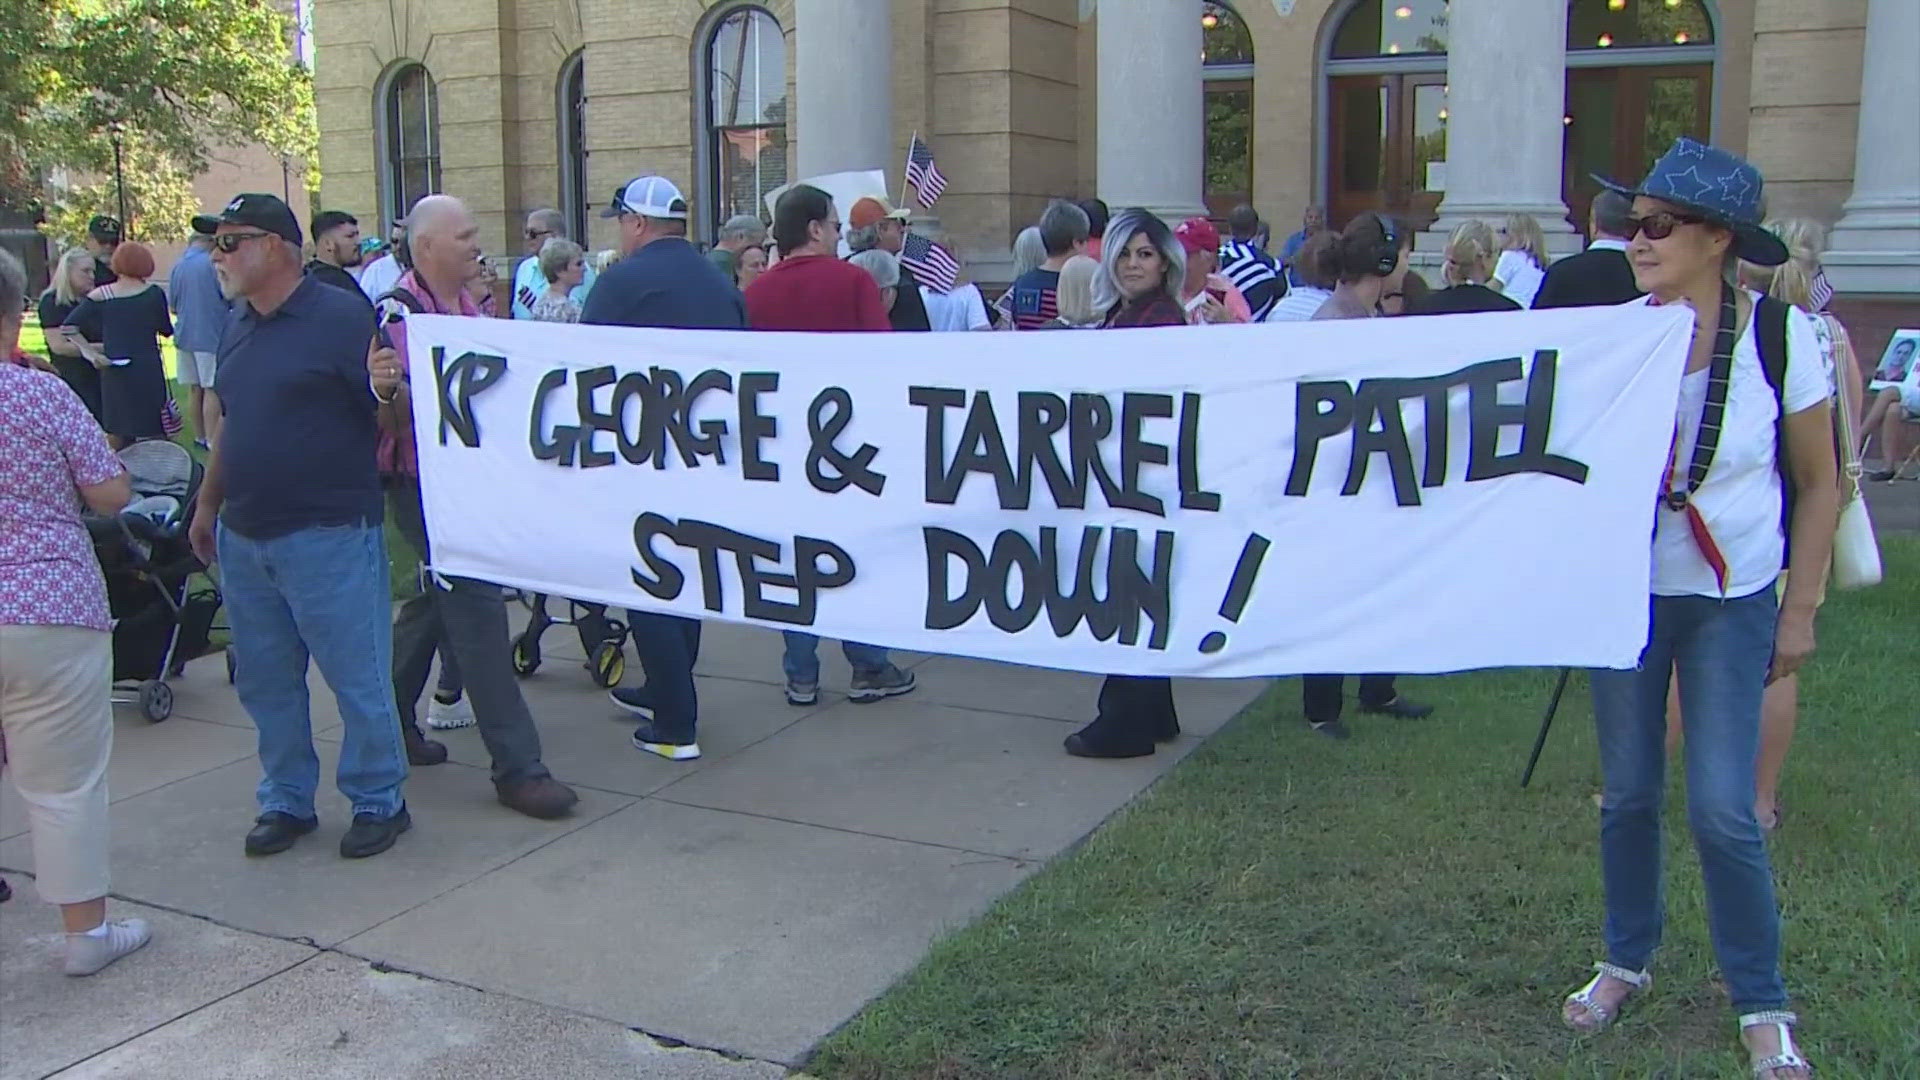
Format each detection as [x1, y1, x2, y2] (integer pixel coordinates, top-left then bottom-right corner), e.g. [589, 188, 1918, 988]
[0, 248, 25, 318]
[719, 215, 766, 246]
[527, 207, 567, 238]
[538, 237, 585, 283]
[1011, 226, 1045, 279]
[1091, 208, 1186, 314]
[1037, 200, 1090, 257]
[1054, 254, 1102, 327]
[846, 222, 882, 254]
[849, 248, 900, 290]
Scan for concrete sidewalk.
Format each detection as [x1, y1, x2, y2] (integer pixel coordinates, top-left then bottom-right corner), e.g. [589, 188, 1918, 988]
[0, 617, 1265, 1079]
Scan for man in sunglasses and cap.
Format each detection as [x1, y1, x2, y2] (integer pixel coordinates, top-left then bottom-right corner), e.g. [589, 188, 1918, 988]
[83, 216, 121, 288]
[187, 193, 416, 861]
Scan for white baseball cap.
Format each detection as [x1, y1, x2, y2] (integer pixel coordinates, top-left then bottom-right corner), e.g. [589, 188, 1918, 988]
[600, 175, 690, 220]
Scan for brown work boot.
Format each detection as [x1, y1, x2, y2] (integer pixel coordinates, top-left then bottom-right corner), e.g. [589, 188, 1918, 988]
[403, 723, 448, 766]
[495, 776, 579, 819]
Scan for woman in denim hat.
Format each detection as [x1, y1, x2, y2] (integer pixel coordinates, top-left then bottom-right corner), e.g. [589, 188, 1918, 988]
[1560, 138, 1831, 1080]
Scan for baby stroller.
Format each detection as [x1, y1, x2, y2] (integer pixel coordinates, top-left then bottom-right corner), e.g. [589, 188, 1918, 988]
[88, 440, 223, 721]
[510, 595, 629, 689]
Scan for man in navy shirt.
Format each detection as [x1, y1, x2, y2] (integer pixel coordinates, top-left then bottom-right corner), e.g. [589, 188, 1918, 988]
[581, 175, 744, 762]
[187, 193, 413, 860]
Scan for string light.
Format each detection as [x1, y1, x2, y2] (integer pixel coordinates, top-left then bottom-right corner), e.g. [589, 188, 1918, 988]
[1673, 31, 1690, 43]
[1597, 33, 1614, 47]
[1437, 108, 1448, 121]
[1201, 11, 1218, 29]
[1387, 43, 1401, 54]
[1393, 5, 1412, 17]
[1607, 0, 1624, 9]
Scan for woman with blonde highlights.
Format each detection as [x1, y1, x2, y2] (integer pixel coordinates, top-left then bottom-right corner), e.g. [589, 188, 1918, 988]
[1413, 220, 1522, 315]
[1490, 213, 1548, 308]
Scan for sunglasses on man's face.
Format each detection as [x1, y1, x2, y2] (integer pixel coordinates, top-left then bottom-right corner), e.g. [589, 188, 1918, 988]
[526, 227, 555, 240]
[212, 231, 277, 253]
[1627, 211, 1708, 241]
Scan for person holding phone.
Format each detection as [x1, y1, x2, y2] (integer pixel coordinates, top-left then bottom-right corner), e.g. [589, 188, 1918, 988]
[1174, 218, 1250, 324]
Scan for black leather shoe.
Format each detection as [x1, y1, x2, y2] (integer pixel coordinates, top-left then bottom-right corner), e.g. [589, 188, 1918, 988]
[404, 724, 448, 766]
[245, 811, 319, 856]
[1064, 720, 1155, 759]
[1360, 696, 1434, 720]
[340, 805, 412, 859]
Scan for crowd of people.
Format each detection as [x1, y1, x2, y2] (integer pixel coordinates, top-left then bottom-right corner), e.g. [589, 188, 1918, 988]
[0, 131, 1876, 1078]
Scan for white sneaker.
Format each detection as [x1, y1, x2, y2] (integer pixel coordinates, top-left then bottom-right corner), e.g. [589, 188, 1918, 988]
[426, 695, 477, 730]
[65, 918, 152, 976]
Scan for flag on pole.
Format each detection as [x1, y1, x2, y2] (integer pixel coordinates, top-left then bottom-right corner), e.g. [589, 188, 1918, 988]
[904, 134, 948, 207]
[901, 231, 959, 294]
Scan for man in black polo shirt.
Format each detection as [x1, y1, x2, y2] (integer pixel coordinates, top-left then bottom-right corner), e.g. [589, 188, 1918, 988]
[187, 193, 413, 860]
[84, 216, 121, 287]
[580, 175, 745, 762]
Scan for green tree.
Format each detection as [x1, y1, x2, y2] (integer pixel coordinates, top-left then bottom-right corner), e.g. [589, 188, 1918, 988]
[0, 0, 316, 242]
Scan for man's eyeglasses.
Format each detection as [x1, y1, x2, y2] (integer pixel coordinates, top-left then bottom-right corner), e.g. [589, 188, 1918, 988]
[525, 228, 555, 240]
[212, 231, 277, 253]
[1626, 211, 1708, 241]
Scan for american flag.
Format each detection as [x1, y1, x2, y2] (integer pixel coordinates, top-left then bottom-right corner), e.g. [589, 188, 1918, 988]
[904, 135, 948, 207]
[901, 231, 959, 294]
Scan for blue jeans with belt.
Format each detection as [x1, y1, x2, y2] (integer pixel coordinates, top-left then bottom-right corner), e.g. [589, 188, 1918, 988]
[1588, 588, 1787, 1014]
[218, 520, 408, 819]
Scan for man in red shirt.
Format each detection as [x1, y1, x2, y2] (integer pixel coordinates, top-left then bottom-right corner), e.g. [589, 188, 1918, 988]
[744, 185, 889, 332]
[741, 184, 916, 708]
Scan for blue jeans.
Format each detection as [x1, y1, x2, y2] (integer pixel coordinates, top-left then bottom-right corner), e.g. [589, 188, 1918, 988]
[1588, 588, 1786, 1014]
[219, 521, 407, 819]
[779, 632, 890, 686]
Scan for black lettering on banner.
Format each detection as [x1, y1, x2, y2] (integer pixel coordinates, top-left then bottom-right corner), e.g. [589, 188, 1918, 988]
[1016, 392, 1075, 509]
[1067, 393, 1133, 513]
[1466, 350, 1590, 485]
[630, 513, 855, 625]
[806, 387, 886, 495]
[432, 347, 507, 448]
[613, 370, 658, 466]
[573, 365, 617, 468]
[738, 372, 781, 481]
[923, 526, 1174, 649]
[1118, 393, 1172, 517]
[529, 368, 578, 464]
[1176, 392, 1222, 511]
[1283, 354, 1590, 501]
[649, 367, 734, 469]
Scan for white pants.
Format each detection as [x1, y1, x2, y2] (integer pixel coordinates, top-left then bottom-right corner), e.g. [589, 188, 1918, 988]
[0, 625, 113, 904]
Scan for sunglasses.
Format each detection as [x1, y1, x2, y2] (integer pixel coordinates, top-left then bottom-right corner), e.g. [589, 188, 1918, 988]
[212, 230, 278, 253]
[1626, 211, 1709, 241]
[525, 228, 555, 240]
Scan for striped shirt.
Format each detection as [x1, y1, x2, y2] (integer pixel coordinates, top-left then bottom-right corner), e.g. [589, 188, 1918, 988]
[1219, 239, 1282, 321]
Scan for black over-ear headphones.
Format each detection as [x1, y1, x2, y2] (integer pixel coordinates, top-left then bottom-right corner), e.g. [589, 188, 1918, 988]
[1371, 215, 1401, 277]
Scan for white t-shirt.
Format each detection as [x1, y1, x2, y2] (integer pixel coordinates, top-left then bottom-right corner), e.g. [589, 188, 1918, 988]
[1264, 286, 1332, 322]
[923, 283, 991, 331]
[1494, 249, 1545, 309]
[1648, 292, 1830, 598]
[357, 253, 403, 301]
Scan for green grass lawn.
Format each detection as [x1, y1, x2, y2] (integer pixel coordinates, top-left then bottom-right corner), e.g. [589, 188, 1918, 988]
[810, 540, 1920, 1079]
[25, 313, 421, 602]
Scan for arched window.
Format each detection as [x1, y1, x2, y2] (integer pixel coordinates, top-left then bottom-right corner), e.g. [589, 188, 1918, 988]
[1321, 0, 1717, 231]
[558, 52, 587, 242]
[382, 63, 441, 223]
[701, 7, 786, 237]
[1202, 2, 1254, 218]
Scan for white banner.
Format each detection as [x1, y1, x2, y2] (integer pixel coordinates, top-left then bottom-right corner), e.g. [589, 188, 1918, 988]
[405, 305, 1690, 678]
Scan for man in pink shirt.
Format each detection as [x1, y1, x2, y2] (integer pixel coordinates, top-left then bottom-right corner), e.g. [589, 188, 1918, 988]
[1174, 217, 1252, 324]
[740, 184, 916, 708]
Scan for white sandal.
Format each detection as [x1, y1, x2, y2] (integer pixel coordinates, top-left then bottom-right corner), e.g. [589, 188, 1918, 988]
[1741, 1010, 1813, 1078]
[1562, 961, 1651, 1033]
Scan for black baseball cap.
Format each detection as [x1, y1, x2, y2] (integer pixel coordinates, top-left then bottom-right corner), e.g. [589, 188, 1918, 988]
[193, 193, 303, 247]
[87, 215, 121, 243]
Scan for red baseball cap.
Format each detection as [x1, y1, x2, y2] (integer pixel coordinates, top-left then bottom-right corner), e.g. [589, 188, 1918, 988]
[1175, 217, 1221, 256]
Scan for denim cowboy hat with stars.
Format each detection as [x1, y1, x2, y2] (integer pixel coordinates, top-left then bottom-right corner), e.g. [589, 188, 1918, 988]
[1596, 136, 1788, 267]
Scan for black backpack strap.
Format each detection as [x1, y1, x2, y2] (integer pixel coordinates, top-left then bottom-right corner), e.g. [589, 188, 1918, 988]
[1753, 294, 1794, 566]
[375, 287, 425, 313]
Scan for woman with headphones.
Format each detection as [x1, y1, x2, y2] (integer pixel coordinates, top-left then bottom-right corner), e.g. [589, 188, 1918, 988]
[1302, 212, 1437, 738]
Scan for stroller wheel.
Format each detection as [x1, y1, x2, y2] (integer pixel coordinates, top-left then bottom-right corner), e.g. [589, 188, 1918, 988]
[511, 636, 541, 677]
[589, 640, 625, 688]
[138, 680, 174, 722]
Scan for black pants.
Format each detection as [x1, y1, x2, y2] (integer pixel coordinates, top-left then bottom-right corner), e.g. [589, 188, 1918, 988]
[387, 477, 550, 784]
[51, 355, 103, 423]
[1094, 675, 1177, 742]
[625, 609, 702, 742]
[1301, 674, 1397, 724]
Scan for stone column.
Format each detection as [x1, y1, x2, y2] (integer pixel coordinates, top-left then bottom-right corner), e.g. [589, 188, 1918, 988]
[1096, 0, 1206, 222]
[793, 0, 892, 180]
[1824, 0, 1920, 295]
[1420, 0, 1577, 255]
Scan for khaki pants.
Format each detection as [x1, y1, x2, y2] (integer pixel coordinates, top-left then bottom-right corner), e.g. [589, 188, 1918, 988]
[0, 625, 113, 904]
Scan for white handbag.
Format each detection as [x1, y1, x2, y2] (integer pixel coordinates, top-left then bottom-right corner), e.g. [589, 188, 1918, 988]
[1825, 315, 1882, 589]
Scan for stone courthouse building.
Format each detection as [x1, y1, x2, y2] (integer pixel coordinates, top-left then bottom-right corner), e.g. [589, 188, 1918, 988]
[311, 0, 1915, 315]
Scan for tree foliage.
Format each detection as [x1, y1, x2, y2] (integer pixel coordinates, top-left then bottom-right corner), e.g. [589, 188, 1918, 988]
[0, 0, 316, 242]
